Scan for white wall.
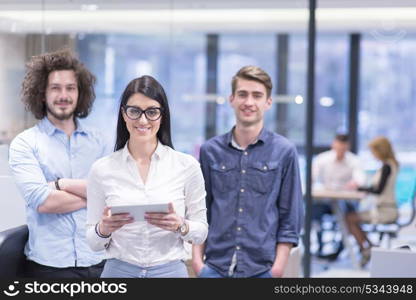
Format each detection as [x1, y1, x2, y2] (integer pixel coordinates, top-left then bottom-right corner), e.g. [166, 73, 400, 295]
[0, 145, 26, 231]
[0, 33, 27, 143]
[0, 175, 26, 231]
[0, 36, 27, 230]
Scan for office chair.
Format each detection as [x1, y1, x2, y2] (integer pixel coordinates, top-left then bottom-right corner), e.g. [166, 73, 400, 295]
[312, 202, 345, 260]
[364, 181, 416, 248]
[0, 225, 28, 277]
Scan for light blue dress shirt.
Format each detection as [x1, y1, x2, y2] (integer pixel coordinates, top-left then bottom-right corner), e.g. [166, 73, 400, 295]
[9, 117, 108, 268]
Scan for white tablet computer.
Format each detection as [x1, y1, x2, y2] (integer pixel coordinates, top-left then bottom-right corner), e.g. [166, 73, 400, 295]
[111, 203, 170, 222]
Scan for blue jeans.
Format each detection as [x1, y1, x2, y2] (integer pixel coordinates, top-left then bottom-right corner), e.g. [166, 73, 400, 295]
[101, 259, 189, 278]
[198, 264, 272, 278]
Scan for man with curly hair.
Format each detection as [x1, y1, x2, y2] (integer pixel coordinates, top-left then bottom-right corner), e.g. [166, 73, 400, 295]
[9, 49, 108, 278]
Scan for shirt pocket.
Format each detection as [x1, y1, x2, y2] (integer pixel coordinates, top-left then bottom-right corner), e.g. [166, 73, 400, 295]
[210, 162, 239, 193]
[247, 161, 281, 194]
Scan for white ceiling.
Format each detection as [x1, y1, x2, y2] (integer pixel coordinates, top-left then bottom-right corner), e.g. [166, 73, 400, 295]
[1, 0, 416, 34]
[1, 0, 416, 9]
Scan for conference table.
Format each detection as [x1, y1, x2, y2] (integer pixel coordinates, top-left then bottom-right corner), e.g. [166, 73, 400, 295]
[312, 189, 366, 269]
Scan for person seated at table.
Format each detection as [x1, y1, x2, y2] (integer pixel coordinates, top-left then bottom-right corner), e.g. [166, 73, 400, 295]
[312, 134, 365, 260]
[345, 136, 399, 267]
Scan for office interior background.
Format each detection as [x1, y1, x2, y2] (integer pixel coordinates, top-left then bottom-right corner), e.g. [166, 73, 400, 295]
[0, 0, 415, 276]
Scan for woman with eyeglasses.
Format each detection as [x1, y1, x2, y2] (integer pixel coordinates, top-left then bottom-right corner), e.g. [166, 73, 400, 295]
[86, 76, 208, 278]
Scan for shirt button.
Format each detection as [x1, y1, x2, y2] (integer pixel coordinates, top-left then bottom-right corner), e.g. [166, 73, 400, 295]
[241, 169, 246, 174]
[237, 227, 241, 231]
[239, 208, 243, 213]
[263, 166, 268, 170]
[236, 246, 241, 250]
[244, 151, 248, 156]
[240, 188, 245, 193]
[221, 165, 226, 170]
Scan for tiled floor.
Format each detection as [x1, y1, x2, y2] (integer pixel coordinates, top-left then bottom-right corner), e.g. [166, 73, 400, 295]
[308, 225, 416, 278]
[311, 252, 370, 277]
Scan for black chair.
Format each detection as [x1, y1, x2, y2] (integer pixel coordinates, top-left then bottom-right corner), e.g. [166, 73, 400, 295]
[312, 202, 347, 260]
[0, 225, 28, 278]
[364, 181, 416, 248]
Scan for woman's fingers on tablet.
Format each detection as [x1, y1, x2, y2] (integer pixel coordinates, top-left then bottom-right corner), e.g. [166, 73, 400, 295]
[111, 213, 133, 221]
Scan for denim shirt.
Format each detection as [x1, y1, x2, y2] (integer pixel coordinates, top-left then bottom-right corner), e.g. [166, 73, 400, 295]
[9, 117, 108, 267]
[199, 127, 303, 277]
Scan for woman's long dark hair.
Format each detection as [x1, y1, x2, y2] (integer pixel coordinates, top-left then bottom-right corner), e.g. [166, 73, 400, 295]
[114, 75, 174, 151]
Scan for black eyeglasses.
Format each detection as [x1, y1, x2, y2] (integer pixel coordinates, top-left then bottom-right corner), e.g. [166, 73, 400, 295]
[123, 105, 163, 121]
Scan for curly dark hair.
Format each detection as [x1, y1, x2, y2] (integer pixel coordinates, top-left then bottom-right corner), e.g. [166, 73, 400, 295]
[21, 48, 96, 119]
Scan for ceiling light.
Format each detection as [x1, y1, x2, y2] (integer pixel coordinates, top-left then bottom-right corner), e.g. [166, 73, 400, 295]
[295, 95, 304, 104]
[320, 96, 334, 107]
[80, 4, 98, 12]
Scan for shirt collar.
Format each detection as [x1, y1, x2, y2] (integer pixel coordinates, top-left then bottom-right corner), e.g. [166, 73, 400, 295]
[330, 150, 348, 163]
[39, 117, 86, 136]
[74, 120, 88, 135]
[39, 117, 57, 136]
[153, 141, 167, 160]
[226, 126, 268, 149]
[121, 140, 167, 162]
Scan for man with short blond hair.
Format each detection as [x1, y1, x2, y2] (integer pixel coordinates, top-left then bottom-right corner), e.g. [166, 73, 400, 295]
[192, 66, 303, 278]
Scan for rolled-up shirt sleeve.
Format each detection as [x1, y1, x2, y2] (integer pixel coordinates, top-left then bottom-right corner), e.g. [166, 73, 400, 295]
[276, 146, 304, 246]
[9, 134, 51, 210]
[86, 162, 111, 251]
[181, 159, 208, 245]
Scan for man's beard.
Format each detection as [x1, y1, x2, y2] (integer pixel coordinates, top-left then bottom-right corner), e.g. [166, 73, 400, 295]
[46, 101, 75, 121]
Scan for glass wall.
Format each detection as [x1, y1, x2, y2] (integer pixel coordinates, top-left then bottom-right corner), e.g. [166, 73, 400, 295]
[315, 35, 349, 145]
[287, 34, 307, 147]
[78, 34, 206, 156]
[217, 34, 277, 135]
[360, 34, 416, 205]
[287, 34, 349, 148]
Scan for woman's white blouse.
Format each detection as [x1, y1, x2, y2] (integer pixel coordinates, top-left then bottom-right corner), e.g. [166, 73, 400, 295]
[86, 142, 208, 267]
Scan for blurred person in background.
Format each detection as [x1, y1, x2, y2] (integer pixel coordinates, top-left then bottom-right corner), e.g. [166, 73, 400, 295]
[346, 136, 399, 267]
[312, 134, 365, 260]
